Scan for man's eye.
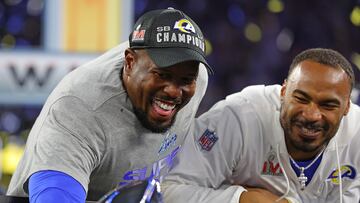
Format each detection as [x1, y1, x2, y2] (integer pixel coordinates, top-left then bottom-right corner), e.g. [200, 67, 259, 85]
[155, 72, 170, 79]
[321, 103, 338, 110]
[294, 96, 307, 103]
[182, 78, 195, 85]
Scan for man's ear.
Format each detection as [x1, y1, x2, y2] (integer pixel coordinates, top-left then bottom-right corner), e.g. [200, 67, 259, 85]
[280, 79, 287, 97]
[344, 98, 350, 116]
[124, 48, 136, 75]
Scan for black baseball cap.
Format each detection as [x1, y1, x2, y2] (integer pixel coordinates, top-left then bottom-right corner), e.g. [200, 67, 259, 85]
[129, 8, 213, 74]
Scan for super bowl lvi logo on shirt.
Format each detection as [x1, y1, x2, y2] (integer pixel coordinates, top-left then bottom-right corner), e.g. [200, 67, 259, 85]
[261, 146, 284, 176]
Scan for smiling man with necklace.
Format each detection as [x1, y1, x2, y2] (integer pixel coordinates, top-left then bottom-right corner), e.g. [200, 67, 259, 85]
[162, 48, 360, 203]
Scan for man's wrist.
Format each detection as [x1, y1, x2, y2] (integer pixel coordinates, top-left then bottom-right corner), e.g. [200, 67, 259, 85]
[284, 197, 299, 203]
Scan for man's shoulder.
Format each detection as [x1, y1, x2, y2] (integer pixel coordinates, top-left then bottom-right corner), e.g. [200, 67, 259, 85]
[224, 84, 281, 109]
[342, 102, 360, 136]
[328, 102, 360, 151]
[45, 43, 130, 111]
[201, 85, 280, 127]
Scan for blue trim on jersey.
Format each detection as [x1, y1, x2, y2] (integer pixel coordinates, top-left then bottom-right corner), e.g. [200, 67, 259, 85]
[29, 170, 86, 203]
[290, 153, 324, 186]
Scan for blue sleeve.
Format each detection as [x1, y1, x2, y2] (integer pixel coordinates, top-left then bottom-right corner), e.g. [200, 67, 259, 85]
[28, 170, 86, 203]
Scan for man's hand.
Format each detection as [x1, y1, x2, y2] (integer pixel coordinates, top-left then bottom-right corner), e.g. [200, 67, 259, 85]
[239, 187, 289, 203]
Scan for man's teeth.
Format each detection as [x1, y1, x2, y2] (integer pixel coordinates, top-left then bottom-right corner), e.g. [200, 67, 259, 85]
[301, 127, 320, 134]
[154, 100, 175, 111]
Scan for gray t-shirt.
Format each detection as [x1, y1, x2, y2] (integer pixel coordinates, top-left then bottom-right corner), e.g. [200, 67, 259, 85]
[6, 41, 208, 200]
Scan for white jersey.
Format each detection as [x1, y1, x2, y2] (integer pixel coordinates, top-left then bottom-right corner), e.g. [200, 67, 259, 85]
[163, 85, 360, 203]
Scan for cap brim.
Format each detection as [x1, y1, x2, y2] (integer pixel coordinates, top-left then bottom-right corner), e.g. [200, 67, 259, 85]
[145, 48, 214, 75]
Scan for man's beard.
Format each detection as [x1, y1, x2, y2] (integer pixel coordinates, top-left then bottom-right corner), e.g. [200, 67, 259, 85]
[280, 115, 331, 153]
[133, 107, 176, 133]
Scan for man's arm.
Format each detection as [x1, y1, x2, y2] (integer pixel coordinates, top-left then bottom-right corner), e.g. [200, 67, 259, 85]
[29, 170, 86, 203]
[240, 188, 289, 203]
[163, 96, 292, 203]
[163, 99, 248, 203]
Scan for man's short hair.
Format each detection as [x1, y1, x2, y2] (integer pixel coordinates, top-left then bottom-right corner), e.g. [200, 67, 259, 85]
[288, 48, 355, 89]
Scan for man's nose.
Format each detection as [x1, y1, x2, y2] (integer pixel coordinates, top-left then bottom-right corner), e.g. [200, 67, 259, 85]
[302, 103, 322, 121]
[163, 82, 182, 98]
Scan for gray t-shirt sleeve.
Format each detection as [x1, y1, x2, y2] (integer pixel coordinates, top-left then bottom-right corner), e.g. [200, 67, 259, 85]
[25, 96, 105, 193]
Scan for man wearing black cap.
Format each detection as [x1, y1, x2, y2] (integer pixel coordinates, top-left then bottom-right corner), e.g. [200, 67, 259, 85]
[7, 8, 212, 202]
